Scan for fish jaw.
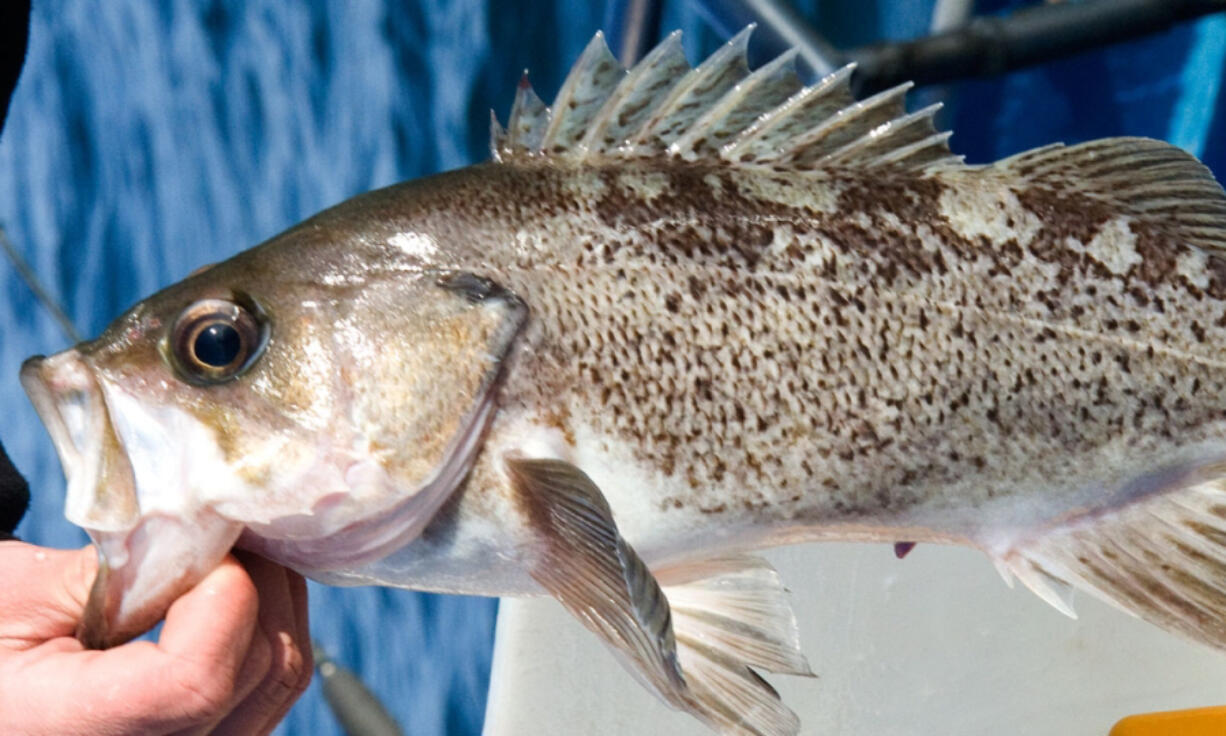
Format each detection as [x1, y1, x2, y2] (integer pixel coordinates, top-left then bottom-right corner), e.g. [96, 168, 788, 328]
[21, 350, 139, 532]
[21, 349, 243, 647]
[77, 512, 242, 648]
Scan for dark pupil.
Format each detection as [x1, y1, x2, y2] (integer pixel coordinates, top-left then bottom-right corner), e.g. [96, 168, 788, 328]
[193, 322, 242, 368]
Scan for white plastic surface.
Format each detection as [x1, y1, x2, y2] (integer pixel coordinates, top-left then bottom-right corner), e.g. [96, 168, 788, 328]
[483, 543, 1226, 735]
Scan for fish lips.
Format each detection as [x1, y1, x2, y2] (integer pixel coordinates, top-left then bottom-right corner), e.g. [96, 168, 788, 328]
[21, 350, 242, 648]
[21, 351, 139, 532]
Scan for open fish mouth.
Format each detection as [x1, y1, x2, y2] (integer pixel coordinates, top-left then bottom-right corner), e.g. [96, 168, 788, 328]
[20, 350, 140, 533]
[21, 352, 91, 488]
[21, 350, 243, 648]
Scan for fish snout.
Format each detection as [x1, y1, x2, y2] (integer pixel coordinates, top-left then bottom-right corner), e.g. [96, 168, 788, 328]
[22, 350, 246, 648]
[20, 349, 139, 532]
[22, 352, 97, 502]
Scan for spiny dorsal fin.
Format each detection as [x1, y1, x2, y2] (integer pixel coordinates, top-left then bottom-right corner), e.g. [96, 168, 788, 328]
[580, 30, 690, 154]
[540, 32, 625, 155]
[994, 137, 1226, 254]
[492, 27, 962, 174]
[628, 26, 754, 154]
[492, 72, 551, 158]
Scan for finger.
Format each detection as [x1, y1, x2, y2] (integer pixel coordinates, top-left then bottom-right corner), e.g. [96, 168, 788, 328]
[211, 553, 311, 735]
[21, 554, 263, 734]
[289, 569, 312, 691]
[282, 567, 314, 713]
[0, 543, 96, 646]
[172, 631, 271, 736]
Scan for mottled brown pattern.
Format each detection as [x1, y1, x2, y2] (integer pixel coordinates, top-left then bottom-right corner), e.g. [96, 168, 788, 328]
[54, 146, 1226, 588]
[321, 158, 1226, 546]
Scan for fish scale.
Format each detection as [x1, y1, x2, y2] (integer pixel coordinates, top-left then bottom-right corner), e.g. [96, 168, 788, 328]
[18, 29, 1226, 736]
[451, 160, 1226, 535]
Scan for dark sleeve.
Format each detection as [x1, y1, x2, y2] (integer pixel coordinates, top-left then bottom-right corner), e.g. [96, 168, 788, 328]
[0, 0, 31, 134]
[0, 443, 29, 540]
[0, 0, 32, 539]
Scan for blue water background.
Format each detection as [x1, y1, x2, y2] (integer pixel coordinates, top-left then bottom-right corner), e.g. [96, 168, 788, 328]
[0, 2, 1221, 734]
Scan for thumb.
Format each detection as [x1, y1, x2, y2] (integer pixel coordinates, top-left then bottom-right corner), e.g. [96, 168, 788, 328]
[0, 541, 98, 645]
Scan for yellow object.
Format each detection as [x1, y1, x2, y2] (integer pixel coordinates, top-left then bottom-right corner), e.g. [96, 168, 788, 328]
[1111, 706, 1226, 735]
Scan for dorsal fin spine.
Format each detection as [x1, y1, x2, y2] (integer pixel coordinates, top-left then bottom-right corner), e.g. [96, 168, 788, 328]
[816, 100, 942, 168]
[668, 48, 801, 160]
[778, 82, 912, 165]
[540, 32, 624, 154]
[721, 64, 856, 162]
[494, 28, 961, 175]
[630, 26, 754, 151]
[870, 130, 957, 170]
[579, 30, 688, 153]
[490, 111, 507, 161]
[503, 73, 550, 154]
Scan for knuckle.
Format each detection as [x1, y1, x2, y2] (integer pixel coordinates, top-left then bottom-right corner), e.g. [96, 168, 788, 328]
[172, 664, 236, 722]
[259, 634, 311, 705]
[281, 637, 313, 696]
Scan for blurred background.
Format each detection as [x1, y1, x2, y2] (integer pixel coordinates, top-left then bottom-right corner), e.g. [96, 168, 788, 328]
[1, 1, 1223, 734]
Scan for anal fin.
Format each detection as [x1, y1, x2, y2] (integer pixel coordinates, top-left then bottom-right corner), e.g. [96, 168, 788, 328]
[991, 463, 1226, 649]
[507, 457, 809, 736]
[658, 556, 813, 736]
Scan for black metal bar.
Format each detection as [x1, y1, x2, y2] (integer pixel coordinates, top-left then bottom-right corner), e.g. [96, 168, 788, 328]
[693, 0, 1226, 96]
[848, 0, 1226, 94]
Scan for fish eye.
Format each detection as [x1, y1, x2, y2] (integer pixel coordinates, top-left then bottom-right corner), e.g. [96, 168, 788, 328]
[168, 297, 267, 385]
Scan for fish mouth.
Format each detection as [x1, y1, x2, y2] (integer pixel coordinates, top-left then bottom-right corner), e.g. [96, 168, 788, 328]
[21, 351, 139, 533]
[22, 351, 243, 648]
[21, 354, 86, 486]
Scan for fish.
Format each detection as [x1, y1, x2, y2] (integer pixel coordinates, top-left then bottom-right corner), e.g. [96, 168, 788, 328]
[19, 27, 1226, 735]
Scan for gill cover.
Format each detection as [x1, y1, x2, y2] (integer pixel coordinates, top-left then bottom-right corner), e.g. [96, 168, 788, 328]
[238, 270, 529, 570]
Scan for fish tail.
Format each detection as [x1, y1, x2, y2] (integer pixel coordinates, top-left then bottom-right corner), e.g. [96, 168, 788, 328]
[983, 136, 1226, 647]
[990, 468, 1226, 650]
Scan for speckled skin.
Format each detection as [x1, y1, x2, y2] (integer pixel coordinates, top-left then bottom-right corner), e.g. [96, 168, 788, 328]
[293, 155, 1226, 595]
[24, 148, 1226, 603]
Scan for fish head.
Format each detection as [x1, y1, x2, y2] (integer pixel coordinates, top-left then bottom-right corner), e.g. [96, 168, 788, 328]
[21, 217, 527, 647]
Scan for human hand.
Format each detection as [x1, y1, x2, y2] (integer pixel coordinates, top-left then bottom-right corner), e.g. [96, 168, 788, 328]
[0, 541, 312, 735]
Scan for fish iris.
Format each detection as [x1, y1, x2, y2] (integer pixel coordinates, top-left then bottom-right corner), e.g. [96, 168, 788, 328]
[167, 296, 267, 385]
[194, 322, 242, 368]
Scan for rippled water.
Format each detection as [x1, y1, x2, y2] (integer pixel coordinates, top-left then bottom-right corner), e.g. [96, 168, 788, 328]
[0, 2, 1220, 734]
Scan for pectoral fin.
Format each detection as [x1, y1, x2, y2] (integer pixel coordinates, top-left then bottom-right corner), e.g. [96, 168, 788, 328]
[507, 457, 808, 736]
[506, 457, 686, 701]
